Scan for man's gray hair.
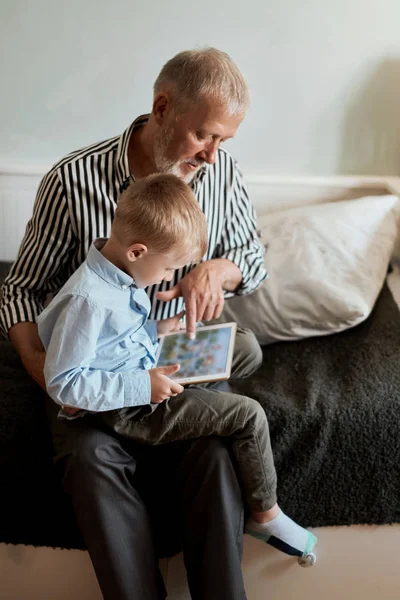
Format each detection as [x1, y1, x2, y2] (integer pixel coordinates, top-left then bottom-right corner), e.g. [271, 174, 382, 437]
[153, 47, 249, 116]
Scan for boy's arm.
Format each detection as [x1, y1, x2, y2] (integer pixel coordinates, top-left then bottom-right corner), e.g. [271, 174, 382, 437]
[40, 295, 152, 412]
[143, 319, 158, 344]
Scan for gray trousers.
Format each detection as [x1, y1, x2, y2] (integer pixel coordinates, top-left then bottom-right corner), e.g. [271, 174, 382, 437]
[45, 327, 266, 600]
[106, 329, 277, 513]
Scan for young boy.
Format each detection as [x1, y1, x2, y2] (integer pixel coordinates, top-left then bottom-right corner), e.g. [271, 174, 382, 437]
[38, 174, 317, 567]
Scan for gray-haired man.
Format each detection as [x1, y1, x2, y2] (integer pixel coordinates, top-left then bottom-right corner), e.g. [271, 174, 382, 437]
[2, 48, 273, 599]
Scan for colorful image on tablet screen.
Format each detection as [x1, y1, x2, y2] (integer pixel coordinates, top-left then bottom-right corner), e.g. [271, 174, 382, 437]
[157, 326, 233, 379]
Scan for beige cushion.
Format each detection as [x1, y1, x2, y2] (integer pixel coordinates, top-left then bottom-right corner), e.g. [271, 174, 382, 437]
[219, 195, 400, 344]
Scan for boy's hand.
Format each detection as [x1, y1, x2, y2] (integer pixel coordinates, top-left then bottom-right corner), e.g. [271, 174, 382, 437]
[157, 310, 186, 337]
[62, 405, 81, 415]
[149, 364, 184, 404]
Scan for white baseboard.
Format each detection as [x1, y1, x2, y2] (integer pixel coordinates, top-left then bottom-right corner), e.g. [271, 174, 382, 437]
[1, 166, 399, 262]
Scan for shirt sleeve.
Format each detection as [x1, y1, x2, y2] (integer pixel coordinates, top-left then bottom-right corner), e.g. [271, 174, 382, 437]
[216, 160, 267, 298]
[39, 295, 152, 412]
[144, 319, 159, 345]
[0, 168, 76, 338]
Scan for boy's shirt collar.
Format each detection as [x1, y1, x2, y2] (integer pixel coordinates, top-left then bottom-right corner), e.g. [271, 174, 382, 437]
[86, 238, 136, 291]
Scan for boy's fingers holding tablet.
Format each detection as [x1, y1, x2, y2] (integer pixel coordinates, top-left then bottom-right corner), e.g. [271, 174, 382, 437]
[149, 364, 183, 403]
[157, 364, 180, 376]
[169, 380, 184, 395]
[161, 365, 184, 394]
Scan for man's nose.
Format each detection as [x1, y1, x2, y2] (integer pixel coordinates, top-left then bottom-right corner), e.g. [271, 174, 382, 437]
[198, 140, 219, 165]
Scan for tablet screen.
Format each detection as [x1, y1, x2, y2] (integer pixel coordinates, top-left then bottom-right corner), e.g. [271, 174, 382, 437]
[155, 323, 237, 384]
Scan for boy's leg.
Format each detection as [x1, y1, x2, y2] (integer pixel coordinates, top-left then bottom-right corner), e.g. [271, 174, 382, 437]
[111, 389, 277, 511]
[111, 390, 317, 565]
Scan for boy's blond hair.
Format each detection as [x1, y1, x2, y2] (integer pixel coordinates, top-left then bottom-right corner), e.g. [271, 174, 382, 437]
[113, 174, 208, 262]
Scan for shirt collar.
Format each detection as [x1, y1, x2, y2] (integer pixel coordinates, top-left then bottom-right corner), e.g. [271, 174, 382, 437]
[190, 163, 208, 188]
[115, 114, 150, 193]
[116, 114, 209, 193]
[86, 239, 135, 291]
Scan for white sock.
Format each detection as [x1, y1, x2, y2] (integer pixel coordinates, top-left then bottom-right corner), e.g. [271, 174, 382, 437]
[245, 510, 317, 558]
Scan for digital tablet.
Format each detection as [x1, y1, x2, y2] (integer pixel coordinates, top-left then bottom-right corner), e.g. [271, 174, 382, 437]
[155, 322, 237, 385]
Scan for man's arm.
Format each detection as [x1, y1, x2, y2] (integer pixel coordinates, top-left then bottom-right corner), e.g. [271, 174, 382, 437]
[157, 158, 266, 338]
[8, 322, 46, 389]
[0, 168, 76, 385]
[40, 295, 152, 412]
[217, 160, 267, 297]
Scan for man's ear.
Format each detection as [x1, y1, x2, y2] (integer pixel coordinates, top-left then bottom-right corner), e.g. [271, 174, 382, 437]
[153, 92, 172, 126]
[126, 243, 148, 262]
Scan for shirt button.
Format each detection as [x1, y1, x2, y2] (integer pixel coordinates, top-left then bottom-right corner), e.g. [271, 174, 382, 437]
[121, 284, 127, 290]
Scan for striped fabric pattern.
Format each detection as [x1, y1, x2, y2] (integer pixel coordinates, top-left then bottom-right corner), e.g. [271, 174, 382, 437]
[0, 115, 266, 337]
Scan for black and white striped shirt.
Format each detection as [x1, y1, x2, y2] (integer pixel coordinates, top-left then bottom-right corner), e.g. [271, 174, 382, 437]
[0, 115, 266, 337]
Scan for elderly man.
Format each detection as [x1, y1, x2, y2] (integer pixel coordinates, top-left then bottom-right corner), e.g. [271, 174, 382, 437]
[1, 48, 266, 599]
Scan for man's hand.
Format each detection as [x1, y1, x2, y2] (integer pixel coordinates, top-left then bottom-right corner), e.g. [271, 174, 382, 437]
[156, 260, 233, 340]
[157, 310, 185, 337]
[149, 364, 184, 404]
[20, 349, 47, 390]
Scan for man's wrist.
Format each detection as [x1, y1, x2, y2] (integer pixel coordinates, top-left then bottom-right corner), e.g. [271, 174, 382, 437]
[205, 258, 242, 292]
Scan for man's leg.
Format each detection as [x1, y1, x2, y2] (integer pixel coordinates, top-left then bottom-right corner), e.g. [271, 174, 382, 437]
[230, 326, 263, 380]
[45, 398, 167, 600]
[47, 398, 248, 600]
[177, 436, 247, 600]
[203, 326, 262, 393]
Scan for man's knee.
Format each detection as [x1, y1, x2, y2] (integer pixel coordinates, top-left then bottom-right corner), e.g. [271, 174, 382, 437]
[232, 327, 263, 379]
[185, 436, 235, 472]
[62, 426, 132, 485]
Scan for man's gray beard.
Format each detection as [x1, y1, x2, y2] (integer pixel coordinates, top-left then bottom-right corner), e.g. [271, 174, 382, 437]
[153, 126, 201, 184]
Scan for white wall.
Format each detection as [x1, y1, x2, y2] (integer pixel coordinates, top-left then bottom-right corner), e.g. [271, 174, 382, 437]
[1, 0, 400, 178]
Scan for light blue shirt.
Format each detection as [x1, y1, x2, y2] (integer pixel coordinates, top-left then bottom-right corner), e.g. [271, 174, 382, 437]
[38, 239, 159, 412]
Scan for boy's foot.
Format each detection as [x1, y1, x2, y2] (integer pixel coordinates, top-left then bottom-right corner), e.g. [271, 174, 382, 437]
[245, 510, 317, 567]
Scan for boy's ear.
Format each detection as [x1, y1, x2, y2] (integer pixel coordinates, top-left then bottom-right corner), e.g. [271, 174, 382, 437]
[126, 243, 148, 262]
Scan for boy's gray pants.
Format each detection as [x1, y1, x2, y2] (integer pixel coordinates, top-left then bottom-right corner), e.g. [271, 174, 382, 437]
[105, 327, 277, 512]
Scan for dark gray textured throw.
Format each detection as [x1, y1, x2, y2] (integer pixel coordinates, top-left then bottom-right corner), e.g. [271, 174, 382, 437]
[0, 259, 399, 552]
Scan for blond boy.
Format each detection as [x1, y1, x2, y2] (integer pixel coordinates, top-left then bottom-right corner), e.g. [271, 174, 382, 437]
[38, 173, 317, 566]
